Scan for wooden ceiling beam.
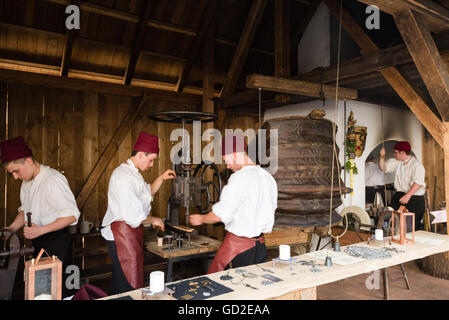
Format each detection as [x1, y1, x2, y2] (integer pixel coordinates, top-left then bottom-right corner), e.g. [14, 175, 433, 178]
[246, 74, 358, 100]
[394, 9, 449, 120]
[358, 0, 449, 32]
[325, 0, 445, 147]
[176, 0, 217, 93]
[60, 29, 77, 77]
[123, 0, 152, 85]
[0, 60, 207, 104]
[220, 0, 268, 99]
[45, 0, 273, 56]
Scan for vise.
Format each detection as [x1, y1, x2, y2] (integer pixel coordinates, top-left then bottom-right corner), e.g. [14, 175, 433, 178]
[0, 229, 34, 300]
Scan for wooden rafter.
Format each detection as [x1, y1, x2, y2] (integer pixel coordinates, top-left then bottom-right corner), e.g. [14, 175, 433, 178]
[176, 0, 217, 93]
[246, 74, 358, 100]
[46, 0, 273, 56]
[298, 29, 449, 85]
[75, 96, 149, 209]
[0, 65, 204, 105]
[358, 0, 449, 32]
[123, 1, 152, 86]
[325, 0, 445, 147]
[60, 29, 77, 77]
[220, 0, 268, 99]
[394, 9, 449, 121]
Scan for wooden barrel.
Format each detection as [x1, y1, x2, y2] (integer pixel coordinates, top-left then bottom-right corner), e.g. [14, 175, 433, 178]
[262, 115, 348, 228]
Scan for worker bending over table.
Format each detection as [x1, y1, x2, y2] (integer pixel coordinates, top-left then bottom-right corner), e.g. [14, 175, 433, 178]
[189, 133, 278, 273]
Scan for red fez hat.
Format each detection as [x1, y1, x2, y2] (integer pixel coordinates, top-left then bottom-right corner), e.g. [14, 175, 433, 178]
[222, 134, 247, 155]
[134, 131, 159, 155]
[0, 136, 33, 164]
[394, 141, 411, 153]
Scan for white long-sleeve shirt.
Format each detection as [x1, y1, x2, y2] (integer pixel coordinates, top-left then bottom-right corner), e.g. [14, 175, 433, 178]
[18, 165, 80, 226]
[101, 159, 152, 241]
[212, 165, 278, 238]
[385, 156, 426, 196]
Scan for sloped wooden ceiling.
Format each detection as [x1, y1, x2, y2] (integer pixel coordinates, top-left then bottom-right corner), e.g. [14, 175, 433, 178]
[0, 0, 447, 113]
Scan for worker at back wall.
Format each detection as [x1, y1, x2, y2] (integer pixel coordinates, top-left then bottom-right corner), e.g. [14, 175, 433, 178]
[189, 133, 278, 273]
[101, 131, 175, 295]
[379, 141, 425, 230]
[1, 136, 80, 297]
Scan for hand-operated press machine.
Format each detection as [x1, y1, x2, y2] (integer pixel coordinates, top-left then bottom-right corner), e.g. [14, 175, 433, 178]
[147, 111, 223, 251]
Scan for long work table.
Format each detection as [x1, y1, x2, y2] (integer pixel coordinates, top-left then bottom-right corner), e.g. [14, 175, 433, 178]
[101, 231, 449, 300]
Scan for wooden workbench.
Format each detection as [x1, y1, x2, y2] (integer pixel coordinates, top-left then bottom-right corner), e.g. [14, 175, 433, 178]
[103, 231, 449, 300]
[145, 234, 222, 281]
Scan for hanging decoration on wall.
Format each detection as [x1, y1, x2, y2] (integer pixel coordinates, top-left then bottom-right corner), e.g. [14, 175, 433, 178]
[345, 111, 368, 175]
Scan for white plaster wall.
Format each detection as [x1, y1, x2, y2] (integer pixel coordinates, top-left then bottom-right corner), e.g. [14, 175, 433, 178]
[264, 100, 424, 212]
[297, 1, 331, 74]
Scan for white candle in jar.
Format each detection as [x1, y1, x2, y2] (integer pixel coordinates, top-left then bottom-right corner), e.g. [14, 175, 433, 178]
[279, 245, 290, 260]
[149, 271, 165, 293]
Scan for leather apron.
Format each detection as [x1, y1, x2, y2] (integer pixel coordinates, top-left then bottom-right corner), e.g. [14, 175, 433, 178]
[207, 232, 265, 274]
[110, 221, 144, 290]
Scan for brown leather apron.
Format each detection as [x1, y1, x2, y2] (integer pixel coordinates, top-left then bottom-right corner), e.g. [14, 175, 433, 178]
[207, 232, 265, 274]
[111, 221, 144, 289]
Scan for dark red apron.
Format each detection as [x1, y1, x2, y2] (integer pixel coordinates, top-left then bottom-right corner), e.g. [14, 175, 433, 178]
[207, 232, 265, 274]
[110, 221, 144, 290]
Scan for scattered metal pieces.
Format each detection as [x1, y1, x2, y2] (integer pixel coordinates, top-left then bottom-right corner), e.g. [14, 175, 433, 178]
[203, 292, 211, 297]
[255, 264, 274, 273]
[383, 247, 405, 254]
[244, 283, 258, 290]
[242, 272, 257, 279]
[310, 268, 322, 273]
[220, 274, 233, 281]
[235, 269, 247, 274]
[261, 280, 273, 286]
[344, 245, 393, 260]
[181, 294, 193, 300]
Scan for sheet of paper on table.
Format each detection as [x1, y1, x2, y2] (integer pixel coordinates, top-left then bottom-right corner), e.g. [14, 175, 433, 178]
[304, 249, 365, 266]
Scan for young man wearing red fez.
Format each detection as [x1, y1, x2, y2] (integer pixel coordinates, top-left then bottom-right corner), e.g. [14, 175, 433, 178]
[189, 134, 278, 273]
[101, 131, 176, 295]
[379, 141, 426, 230]
[1, 136, 80, 296]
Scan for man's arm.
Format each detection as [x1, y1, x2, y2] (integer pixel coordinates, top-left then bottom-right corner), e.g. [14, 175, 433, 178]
[399, 183, 422, 205]
[6, 211, 25, 233]
[379, 147, 386, 172]
[23, 216, 76, 240]
[150, 169, 176, 195]
[189, 211, 221, 226]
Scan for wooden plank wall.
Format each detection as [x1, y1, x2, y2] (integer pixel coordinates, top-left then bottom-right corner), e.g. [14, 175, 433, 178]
[0, 82, 259, 266]
[422, 127, 445, 211]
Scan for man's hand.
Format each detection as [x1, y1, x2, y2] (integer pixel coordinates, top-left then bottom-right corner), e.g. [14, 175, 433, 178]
[161, 170, 176, 181]
[399, 194, 412, 205]
[149, 217, 165, 232]
[189, 214, 203, 226]
[380, 147, 386, 158]
[23, 223, 45, 240]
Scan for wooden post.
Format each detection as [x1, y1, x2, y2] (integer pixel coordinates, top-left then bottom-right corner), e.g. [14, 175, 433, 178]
[444, 122, 449, 235]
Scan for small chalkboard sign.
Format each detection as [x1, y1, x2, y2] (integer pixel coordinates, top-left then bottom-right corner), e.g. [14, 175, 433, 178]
[24, 249, 62, 300]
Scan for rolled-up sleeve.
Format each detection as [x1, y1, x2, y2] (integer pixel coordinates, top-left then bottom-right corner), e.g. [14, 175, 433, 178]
[212, 173, 249, 225]
[411, 165, 426, 186]
[385, 158, 398, 174]
[45, 175, 80, 225]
